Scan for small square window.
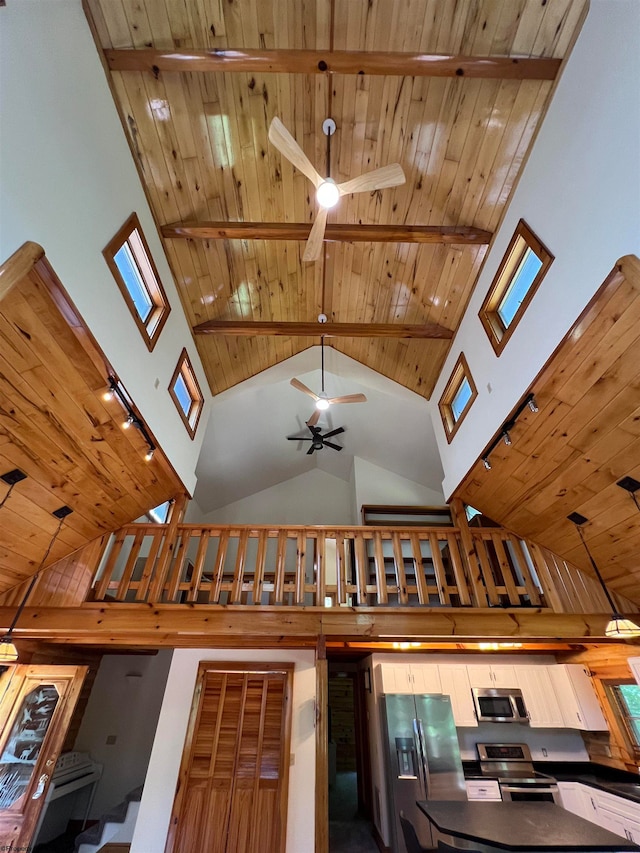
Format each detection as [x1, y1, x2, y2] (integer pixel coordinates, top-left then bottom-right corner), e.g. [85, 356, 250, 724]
[104, 213, 170, 351]
[438, 353, 477, 443]
[479, 220, 553, 355]
[169, 349, 204, 439]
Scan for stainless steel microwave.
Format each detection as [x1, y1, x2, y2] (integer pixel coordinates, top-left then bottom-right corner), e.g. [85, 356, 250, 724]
[471, 687, 529, 723]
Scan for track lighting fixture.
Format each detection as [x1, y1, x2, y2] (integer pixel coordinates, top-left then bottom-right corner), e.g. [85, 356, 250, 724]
[480, 393, 538, 471]
[0, 505, 74, 663]
[617, 476, 640, 513]
[567, 512, 640, 638]
[103, 377, 156, 462]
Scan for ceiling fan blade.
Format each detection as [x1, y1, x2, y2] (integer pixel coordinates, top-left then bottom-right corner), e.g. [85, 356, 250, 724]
[323, 440, 343, 451]
[287, 435, 313, 441]
[303, 207, 329, 262]
[327, 393, 367, 405]
[306, 409, 321, 427]
[322, 426, 345, 439]
[337, 163, 406, 196]
[268, 117, 323, 189]
[290, 377, 319, 401]
[306, 445, 315, 455]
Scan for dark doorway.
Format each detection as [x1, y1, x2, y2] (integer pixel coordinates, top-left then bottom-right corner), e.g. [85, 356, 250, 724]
[328, 662, 377, 853]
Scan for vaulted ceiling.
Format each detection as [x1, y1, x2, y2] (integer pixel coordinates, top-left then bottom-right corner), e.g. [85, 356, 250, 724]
[84, 0, 588, 399]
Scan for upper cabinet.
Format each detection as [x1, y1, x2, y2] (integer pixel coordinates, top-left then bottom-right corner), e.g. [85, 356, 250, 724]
[515, 666, 564, 728]
[467, 664, 519, 689]
[547, 665, 608, 731]
[376, 663, 441, 696]
[439, 665, 477, 727]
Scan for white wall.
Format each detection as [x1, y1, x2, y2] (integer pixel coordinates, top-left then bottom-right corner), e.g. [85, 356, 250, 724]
[132, 649, 315, 853]
[431, 1, 640, 498]
[74, 650, 173, 818]
[0, 0, 210, 494]
[352, 457, 446, 522]
[187, 467, 355, 524]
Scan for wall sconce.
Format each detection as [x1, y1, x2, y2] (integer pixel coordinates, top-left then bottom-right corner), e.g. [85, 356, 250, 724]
[617, 476, 640, 513]
[567, 511, 640, 638]
[480, 393, 538, 471]
[104, 377, 156, 462]
[0, 500, 74, 663]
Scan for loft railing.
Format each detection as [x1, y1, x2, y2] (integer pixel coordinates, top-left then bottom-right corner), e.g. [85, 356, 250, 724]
[89, 523, 556, 610]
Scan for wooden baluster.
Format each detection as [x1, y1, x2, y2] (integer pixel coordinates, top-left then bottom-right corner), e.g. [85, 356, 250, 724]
[148, 494, 188, 602]
[335, 534, 346, 605]
[166, 529, 190, 602]
[373, 531, 389, 605]
[429, 533, 451, 605]
[231, 529, 249, 603]
[445, 533, 470, 606]
[528, 542, 566, 613]
[491, 533, 520, 605]
[135, 528, 164, 601]
[449, 499, 481, 606]
[93, 530, 127, 600]
[510, 536, 542, 605]
[392, 533, 408, 605]
[410, 533, 430, 605]
[354, 534, 369, 605]
[315, 531, 326, 607]
[209, 530, 229, 604]
[274, 531, 287, 605]
[295, 531, 306, 605]
[115, 529, 145, 601]
[187, 530, 210, 603]
[252, 530, 267, 605]
[474, 533, 500, 605]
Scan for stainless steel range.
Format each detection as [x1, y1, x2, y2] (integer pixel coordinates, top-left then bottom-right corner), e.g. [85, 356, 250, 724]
[477, 743, 560, 804]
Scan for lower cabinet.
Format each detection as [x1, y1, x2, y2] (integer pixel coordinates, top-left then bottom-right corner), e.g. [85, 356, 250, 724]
[466, 780, 501, 801]
[558, 781, 640, 842]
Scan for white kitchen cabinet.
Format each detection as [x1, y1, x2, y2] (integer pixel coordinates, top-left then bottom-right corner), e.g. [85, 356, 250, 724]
[557, 782, 592, 820]
[466, 780, 501, 801]
[376, 663, 441, 695]
[565, 783, 640, 843]
[439, 665, 477, 727]
[516, 665, 565, 727]
[547, 664, 608, 730]
[466, 664, 518, 688]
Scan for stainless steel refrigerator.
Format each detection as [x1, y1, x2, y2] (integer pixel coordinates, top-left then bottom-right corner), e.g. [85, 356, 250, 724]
[381, 693, 466, 853]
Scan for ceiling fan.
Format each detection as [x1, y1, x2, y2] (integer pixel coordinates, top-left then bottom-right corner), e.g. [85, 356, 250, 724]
[287, 424, 345, 455]
[269, 116, 406, 261]
[291, 338, 367, 427]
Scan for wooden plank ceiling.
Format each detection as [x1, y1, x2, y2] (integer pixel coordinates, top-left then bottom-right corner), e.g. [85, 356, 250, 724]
[85, 0, 587, 398]
[454, 256, 640, 604]
[0, 243, 184, 594]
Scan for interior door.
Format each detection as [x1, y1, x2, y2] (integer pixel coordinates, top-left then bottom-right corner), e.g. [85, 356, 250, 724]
[167, 663, 293, 853]
[0, 664, 87, 848]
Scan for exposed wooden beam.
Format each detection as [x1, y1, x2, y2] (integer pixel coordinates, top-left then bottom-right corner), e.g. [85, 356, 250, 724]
[2, 604, 623, 647]
[161, 222, 492, 245]
[105, 49, 561, 80]
[192, 320, 454, 339]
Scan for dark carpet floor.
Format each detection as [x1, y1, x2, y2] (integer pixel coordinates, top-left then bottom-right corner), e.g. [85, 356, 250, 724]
[329, 770, 379, 853]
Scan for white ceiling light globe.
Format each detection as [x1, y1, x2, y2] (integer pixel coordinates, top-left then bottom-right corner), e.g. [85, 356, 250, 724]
[316, 179, 340, 209]
[315, 397, 330, 411]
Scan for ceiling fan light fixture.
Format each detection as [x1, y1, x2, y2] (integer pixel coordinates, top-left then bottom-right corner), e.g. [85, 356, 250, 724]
[315, 397, 330, 411]
[316, 179, 340, 209]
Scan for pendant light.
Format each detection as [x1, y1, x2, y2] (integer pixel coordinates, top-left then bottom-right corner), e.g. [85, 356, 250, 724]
[567, 512, 640, 638]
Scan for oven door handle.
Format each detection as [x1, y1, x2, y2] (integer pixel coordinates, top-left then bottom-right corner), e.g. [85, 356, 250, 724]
[500, 784, 559, 793]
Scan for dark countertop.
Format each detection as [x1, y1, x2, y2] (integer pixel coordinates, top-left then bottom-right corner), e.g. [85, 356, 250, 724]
[417, 801, 640, 851]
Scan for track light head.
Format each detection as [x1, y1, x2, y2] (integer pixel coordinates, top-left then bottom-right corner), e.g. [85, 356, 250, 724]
[502, 430, 512, 446]
[527, 395, 539, 413]
[482, 457, 492, 471]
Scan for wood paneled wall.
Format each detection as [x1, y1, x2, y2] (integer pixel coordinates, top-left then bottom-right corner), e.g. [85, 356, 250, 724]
[455, 256, 640, 603]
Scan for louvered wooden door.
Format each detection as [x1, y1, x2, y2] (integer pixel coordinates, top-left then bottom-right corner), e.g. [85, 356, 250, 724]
[167, 663, 293, 853]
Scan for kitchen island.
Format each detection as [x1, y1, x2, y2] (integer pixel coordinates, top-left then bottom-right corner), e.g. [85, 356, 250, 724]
[417, 801, 640, 852]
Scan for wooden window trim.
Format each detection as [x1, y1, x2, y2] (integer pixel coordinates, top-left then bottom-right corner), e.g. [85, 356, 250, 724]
[103, 212, 171, 351]
[169, 348, 204, 439]
[438, 352, 478, 443]
[602, 678, 640, 762]
[479, 219, 554, 355]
